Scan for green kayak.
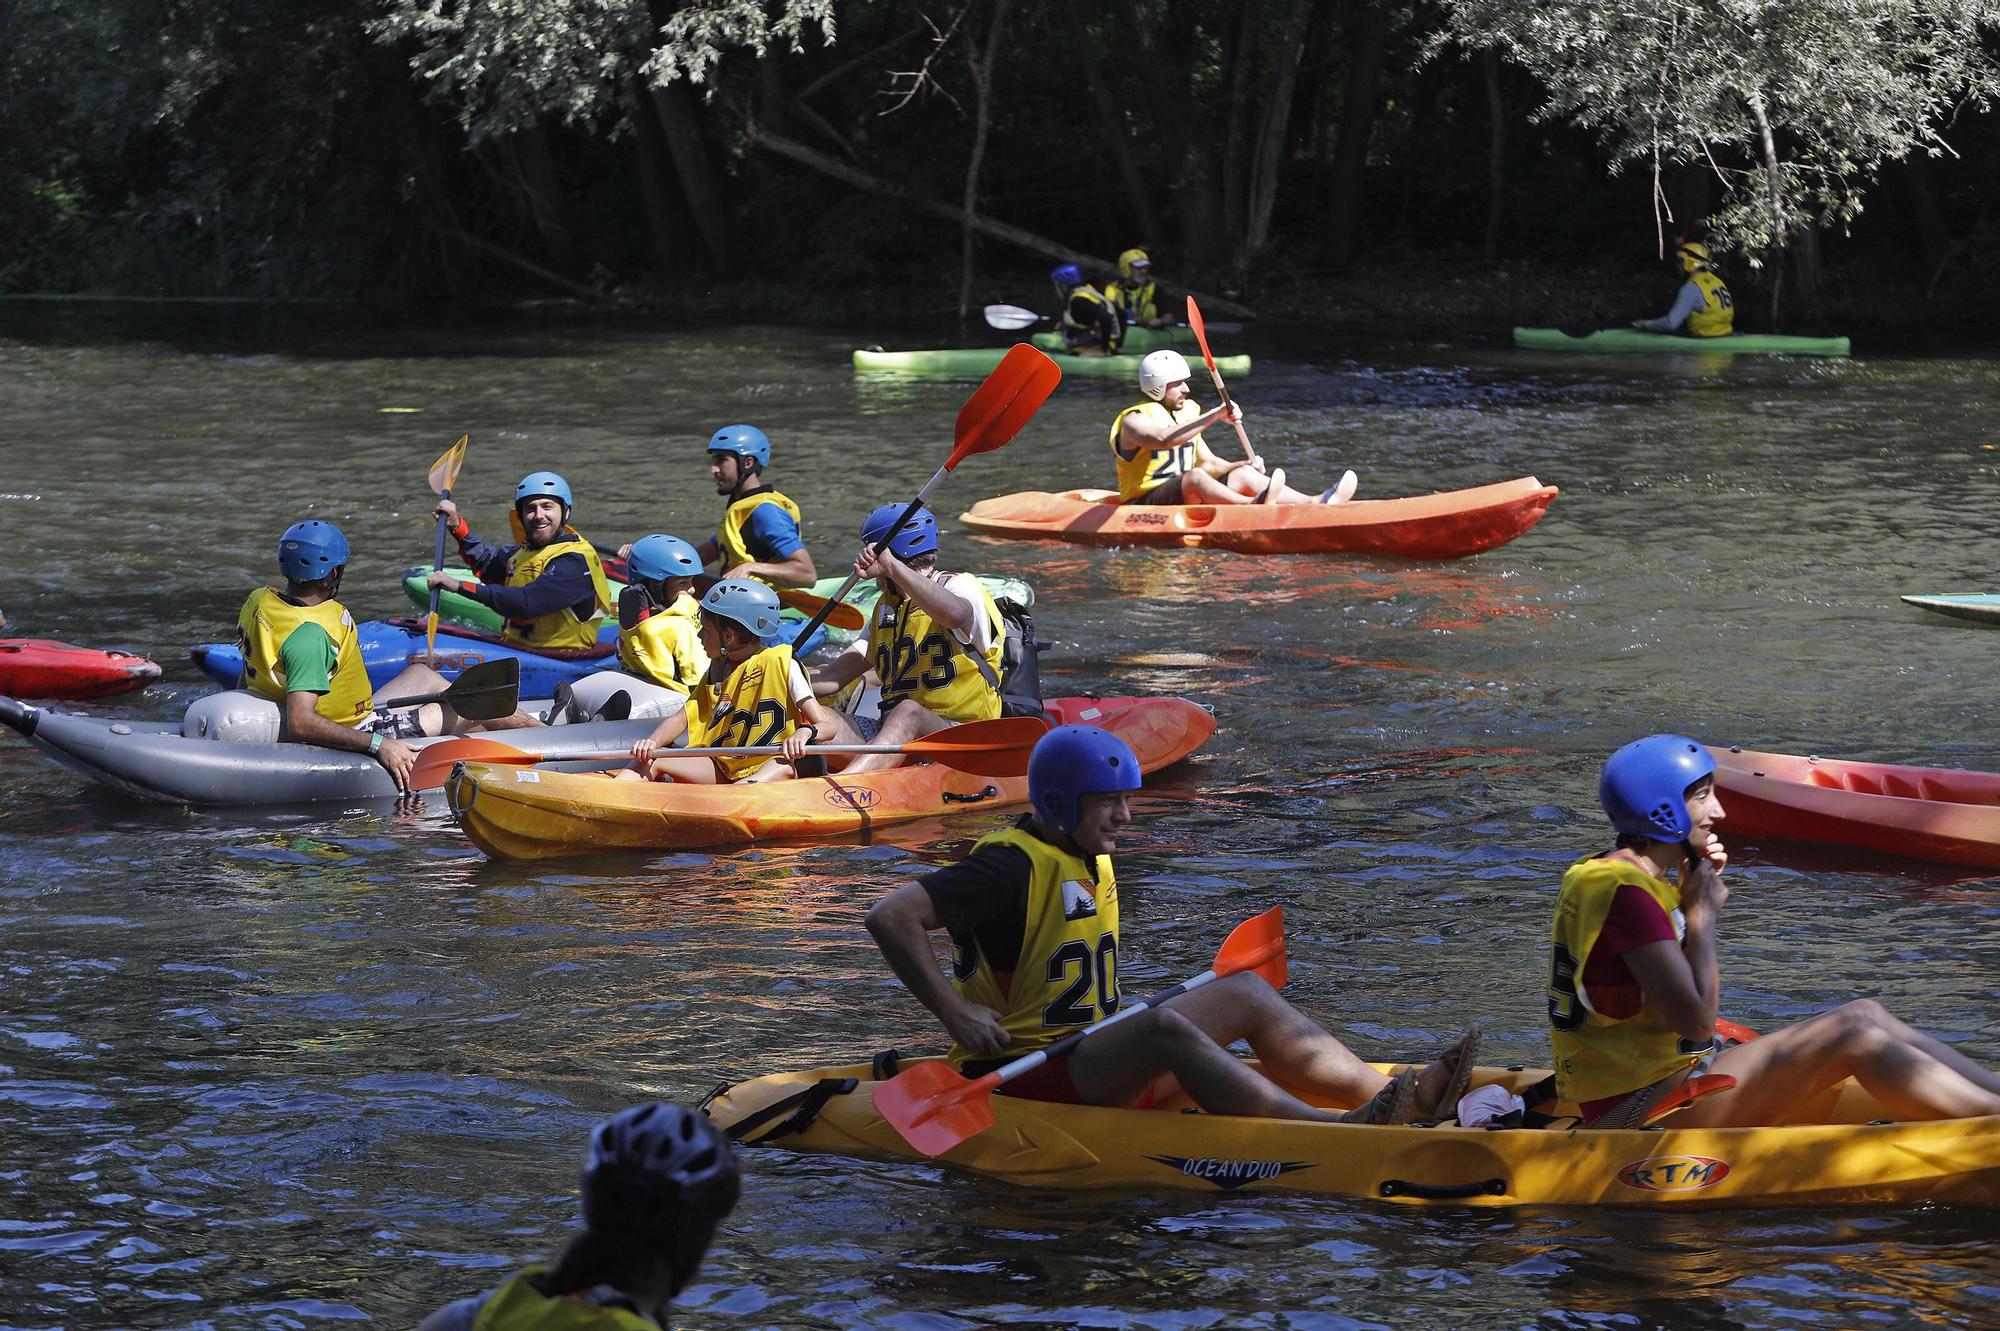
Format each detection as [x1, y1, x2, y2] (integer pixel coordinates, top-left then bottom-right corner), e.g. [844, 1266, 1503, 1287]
[1513, 326, 1851, 357]
[854, 346, 1251, 378]
[1030, 326, 1196, 355]
[402, 566, 1034, 642]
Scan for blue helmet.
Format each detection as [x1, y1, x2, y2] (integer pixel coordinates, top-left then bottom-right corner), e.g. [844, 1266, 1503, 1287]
[1029, 724, 1142, 835]
[1600, 734, 1717, 843]
[277, 520, 350, 582]
[515, 471, 572, 511]
[860, 503, 939, 560]
[581, 1102, 739, 1287]
[1050, 263, 1083, 290]
[627, 534, 704, 583]
[707, 424, 771, 469]
[700, 578, 782, 639]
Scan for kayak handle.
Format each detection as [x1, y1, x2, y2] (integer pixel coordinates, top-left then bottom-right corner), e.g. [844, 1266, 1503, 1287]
[941, 785, 1001, 805]
[1378, 1177, 1507, 1201]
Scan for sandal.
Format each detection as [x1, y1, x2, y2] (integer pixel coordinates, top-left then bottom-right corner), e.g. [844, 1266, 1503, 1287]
[1413, 1028, 1483, 1122]
[1339, 1068, 1419, 1125]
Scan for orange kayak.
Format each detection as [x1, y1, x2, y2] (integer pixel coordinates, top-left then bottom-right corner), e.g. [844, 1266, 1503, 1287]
[958, 477, 1558, 558]
[1710, 745, 2000, 868]
[446, 695, 1215, 859]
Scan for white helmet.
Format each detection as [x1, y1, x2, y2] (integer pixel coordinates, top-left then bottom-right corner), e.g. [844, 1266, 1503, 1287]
[1138, 349, 1191, 401]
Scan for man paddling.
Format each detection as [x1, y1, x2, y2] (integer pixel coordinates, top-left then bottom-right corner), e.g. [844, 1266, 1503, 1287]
[866, 724, 1479, 1124]
[794, 505, 1007, 774]
[419, 1102, 739, 1331]
[1051, 263, 1121, 357]
[1105, 248, 1169, 330]
[428, 470, 615, 650]
[1548, 735, 2000, 1128]
[1113, 350, 1356, 506]
[697, 424, 817, 589]
[240, 521, 527, 792]
[1632, 238, 1734, 338]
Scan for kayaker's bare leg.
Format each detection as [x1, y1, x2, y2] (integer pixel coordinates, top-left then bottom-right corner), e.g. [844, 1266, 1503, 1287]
[1179, 470, 1260, 506]
[839, 700, 946, 773]
[1068, 974, 1461, 1123]
[639, 754, 723, 784]
[1669, 1000, 2000, 1127]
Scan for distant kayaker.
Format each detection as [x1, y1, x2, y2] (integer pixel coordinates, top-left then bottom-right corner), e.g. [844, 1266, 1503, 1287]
[1105, 248, 1168, 329]
[1113, 350, 1357, 506]
[866, 724, 1481, 1125]
[619, 579, 842, 783]
[428, 471, 615, 651]
[697, 424, 817, 589]
[240, 521, 529, 792]
[418, 1101, 739, 1331]
[616, 534, 711, 697]
[1051, 263, 1121, 357]
[1631, 239, 1734, 338]
[796, 505, 1005, 774]
[1549, 735, 2000, 1128]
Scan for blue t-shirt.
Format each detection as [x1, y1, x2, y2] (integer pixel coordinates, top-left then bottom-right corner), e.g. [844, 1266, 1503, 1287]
[742, 503, 804, 561]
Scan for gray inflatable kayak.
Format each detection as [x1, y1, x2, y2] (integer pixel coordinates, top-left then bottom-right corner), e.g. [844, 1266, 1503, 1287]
[0, 694, 657, 807]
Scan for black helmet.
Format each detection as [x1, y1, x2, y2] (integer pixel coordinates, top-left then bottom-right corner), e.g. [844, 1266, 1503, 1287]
[581, 1103, 740, 1291]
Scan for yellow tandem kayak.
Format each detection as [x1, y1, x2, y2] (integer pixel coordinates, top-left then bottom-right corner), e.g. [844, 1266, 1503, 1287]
[704, 1057, 2000, 1208]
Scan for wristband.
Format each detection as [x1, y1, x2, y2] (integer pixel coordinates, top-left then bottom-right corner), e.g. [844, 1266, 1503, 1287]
[801, 725, 819, 744]
[449, 516, 470, 540]
[369, 731, 384, 756]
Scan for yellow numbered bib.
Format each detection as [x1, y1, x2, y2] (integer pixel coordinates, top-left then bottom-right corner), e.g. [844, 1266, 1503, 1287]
[235, 587, 374, 725]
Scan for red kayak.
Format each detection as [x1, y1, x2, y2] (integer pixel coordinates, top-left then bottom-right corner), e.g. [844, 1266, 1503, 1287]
[959, 477, 1558, 559]
[0, 639, 163, 701]
[1710, 745, 2000, 869]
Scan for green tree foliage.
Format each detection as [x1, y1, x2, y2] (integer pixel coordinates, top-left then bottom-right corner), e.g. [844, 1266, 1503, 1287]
[1431, 0, 2000, 265]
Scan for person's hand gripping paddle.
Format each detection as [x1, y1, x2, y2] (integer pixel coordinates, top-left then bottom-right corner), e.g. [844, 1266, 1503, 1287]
[1185, 296, 1255, 464]
[873, 906, 1288, 1156]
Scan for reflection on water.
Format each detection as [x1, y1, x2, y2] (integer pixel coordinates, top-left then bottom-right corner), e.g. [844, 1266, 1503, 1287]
[2, 315, 1999, 1327]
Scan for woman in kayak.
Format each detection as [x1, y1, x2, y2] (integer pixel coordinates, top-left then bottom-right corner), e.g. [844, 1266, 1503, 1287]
[1113, 351, 1356, 506]
[418, 1102, 739, 1331]
[1631, 238, 1734, 338]
[620, 579, 842, 784]
[1551, 734, 2000, 1127]
[867, 724, 1480, 1124]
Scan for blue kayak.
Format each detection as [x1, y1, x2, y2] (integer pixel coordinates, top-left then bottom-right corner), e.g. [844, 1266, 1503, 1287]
[190, 617, 829, 695]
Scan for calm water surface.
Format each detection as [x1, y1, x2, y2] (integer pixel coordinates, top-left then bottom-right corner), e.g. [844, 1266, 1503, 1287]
[1, 313, 1997, 1328]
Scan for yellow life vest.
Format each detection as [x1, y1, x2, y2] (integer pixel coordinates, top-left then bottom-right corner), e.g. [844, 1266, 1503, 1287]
[714, 488, 804, 584]
[693, 643, 801, 781]
[949, 826, 1119, 1065]
[1686, 271, 1734, 337]
[1547, 855, 1712, 1103]
[470, 1268, 655, 1331]
[235, 587, 375, 725]
[866, 574, 1003, 723]
[1106, 277, 1160, 326]
[1060, 285, 1122, 350]
[617, 591, 708, 695]
[501, 535, 613, 651]
[1109, 399, 1207, 503]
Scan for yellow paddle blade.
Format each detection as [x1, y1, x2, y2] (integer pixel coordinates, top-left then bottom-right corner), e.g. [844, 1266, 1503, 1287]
[428, 435, 469, 495]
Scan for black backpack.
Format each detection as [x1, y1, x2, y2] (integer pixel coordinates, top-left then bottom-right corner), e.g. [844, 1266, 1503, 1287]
[949, 595, 1046, 719]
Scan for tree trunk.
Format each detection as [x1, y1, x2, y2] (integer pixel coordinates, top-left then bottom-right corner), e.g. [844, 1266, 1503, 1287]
[1220, 0, 1265, 256]
[1323, 0, 1393, 269]
[751, 126, 1257, 317]
[506, 127, 582, 279]
[1057, 5, 1163, 253]
[1115, 0, 1223, 266]
[1903, 151, 1952, 286]
[958, 0, 1013, 325]
[645, 79, 737, 273]
[1482, 50, 1504, 262]
[1788, 219, 1822, 321]
[1244, 0, 1314, 266]
[1744, 89, 1787, 327]
[629, 76, 691, 279]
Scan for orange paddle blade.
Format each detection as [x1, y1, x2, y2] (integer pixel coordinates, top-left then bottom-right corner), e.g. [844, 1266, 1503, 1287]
[1714, 1017, 1761, 1044]
[1642, 1073, 1738, 1127]
[902, 715, 1051, 777]
[428, 435, 469, 495]
[1215, 905, 1287, 987]
[410, 736, 543, 791]
[872, 1059, 998, 1158]
[948, 344, 1062, 470]
[1186, 296, 1220, 373]
[774, 585, 865, 632]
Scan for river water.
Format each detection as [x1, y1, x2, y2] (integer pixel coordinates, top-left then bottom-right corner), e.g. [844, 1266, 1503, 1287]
[2, 311, 1997, 1329]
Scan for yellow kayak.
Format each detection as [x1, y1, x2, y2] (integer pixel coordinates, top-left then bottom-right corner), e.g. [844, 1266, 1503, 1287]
[704, 1057, 2000, 1208]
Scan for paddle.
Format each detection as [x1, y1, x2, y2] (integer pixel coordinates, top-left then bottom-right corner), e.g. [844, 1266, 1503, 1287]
[1185, 296, 1255, 463]
[787, 343, 1061, 650]
[691, 575, 864, 633]
[984, 303, 1241, 335]
[408, 714, 1052, 791]
[873, 906, 1288, 1157]
[424, 436, 469, 667]
[377, 657, 521, 723]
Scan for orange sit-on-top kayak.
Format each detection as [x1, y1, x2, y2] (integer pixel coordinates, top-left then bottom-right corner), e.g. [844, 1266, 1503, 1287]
[958, 477, 1557, 558]
[1710, 745, 2000, 869]
[445, 695, 1214, 859]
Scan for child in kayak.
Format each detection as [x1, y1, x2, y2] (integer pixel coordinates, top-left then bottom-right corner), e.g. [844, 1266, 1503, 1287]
[1114, 351, 1356, 506]
[866, 724, 1480, 1123]
[1550, 734, 2000, 1127]
[617, 533, 711, 696]
[418, 1102, 739, 1331]
[620, 579, 842, 784]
